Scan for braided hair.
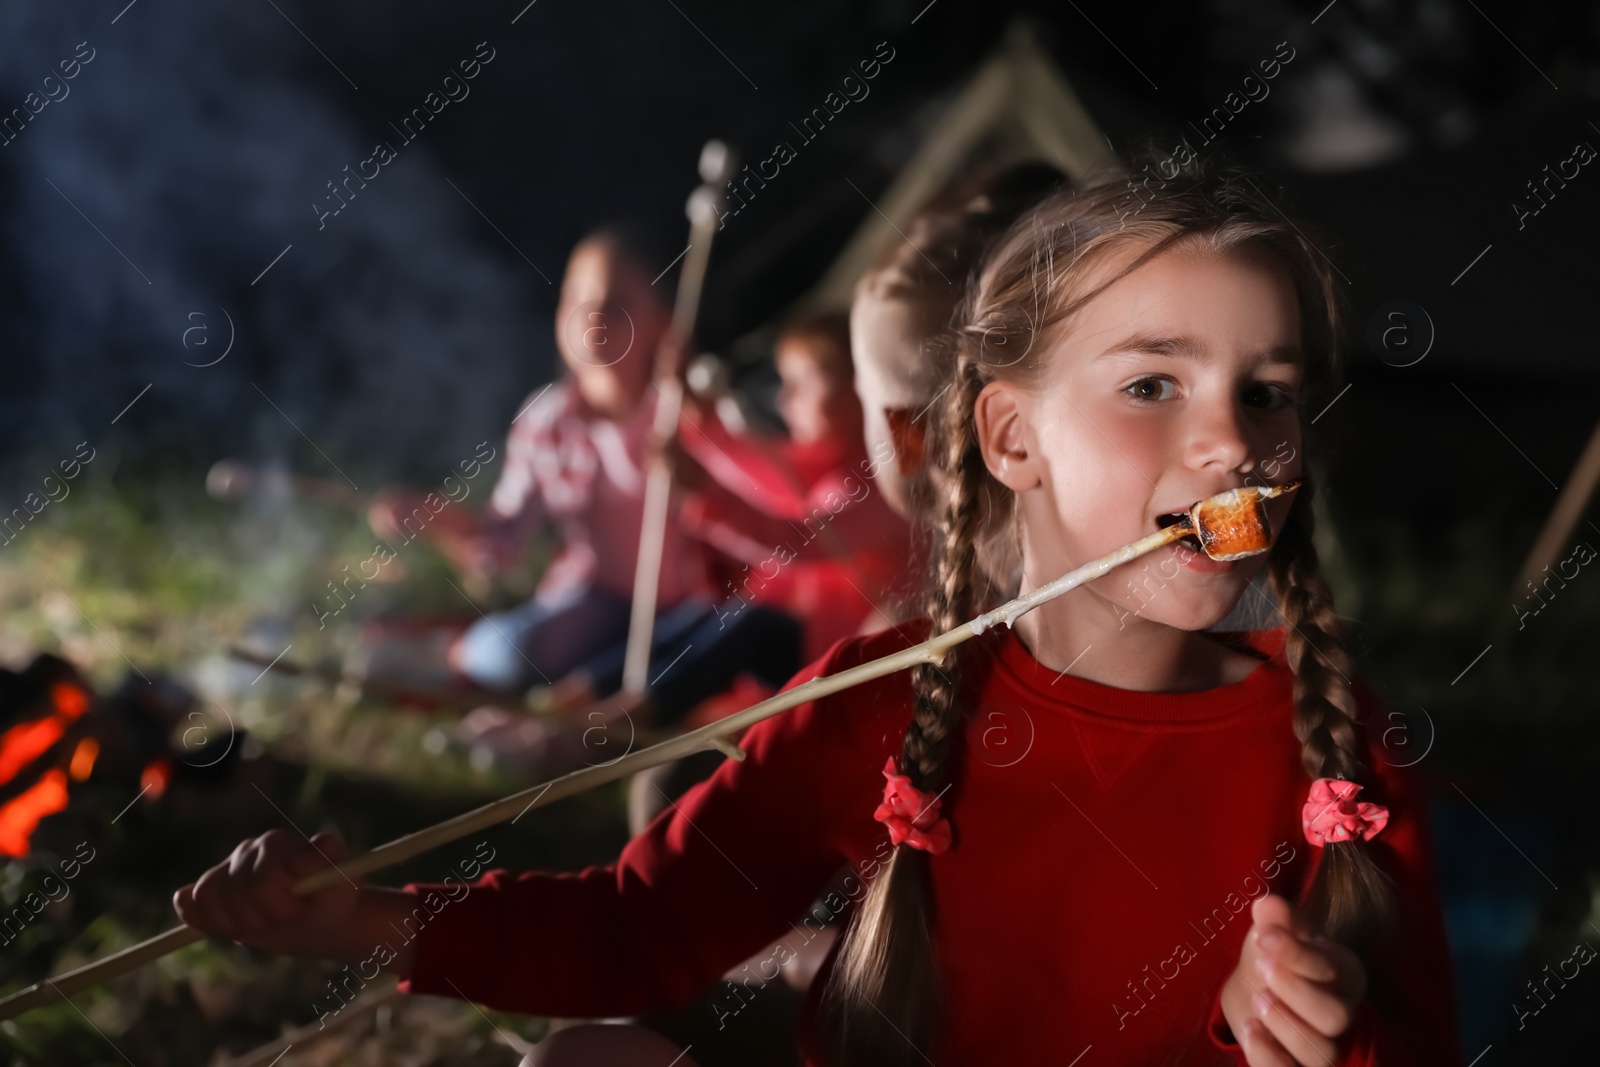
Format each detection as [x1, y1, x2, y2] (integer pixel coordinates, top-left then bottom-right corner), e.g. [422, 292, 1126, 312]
[818, 154, 1398, 1065]
[1269, 479, 1399, 955]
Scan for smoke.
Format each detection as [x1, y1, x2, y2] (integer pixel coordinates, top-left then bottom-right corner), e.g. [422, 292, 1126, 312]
[0, 0, 550, 486]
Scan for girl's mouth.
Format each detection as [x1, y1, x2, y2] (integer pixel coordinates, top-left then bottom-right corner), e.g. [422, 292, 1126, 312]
[1155, 512, 1203, 551]
[1154, 511, 1237, 574]
[1172, 541, 1235, 573]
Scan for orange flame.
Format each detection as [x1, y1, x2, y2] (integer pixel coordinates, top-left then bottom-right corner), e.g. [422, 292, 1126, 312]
[0, 770, 69, 858]
[50, 682, 89, 720]
[140, 758, 172, 800]
[68, 738, 99, 781]
[0, 718, 67, 788]
[0, 680, 96, 856]
[0, 681, 93, 788]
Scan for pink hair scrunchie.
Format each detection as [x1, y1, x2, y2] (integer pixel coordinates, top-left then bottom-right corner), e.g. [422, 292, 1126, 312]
[1302, 777, 1390, 846]
[874, 757, 952, 855]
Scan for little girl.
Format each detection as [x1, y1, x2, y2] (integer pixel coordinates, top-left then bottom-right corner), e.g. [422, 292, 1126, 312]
[174, 157, 1462, 1066]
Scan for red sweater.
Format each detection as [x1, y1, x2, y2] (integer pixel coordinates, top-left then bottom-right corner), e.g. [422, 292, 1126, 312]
[679, 423, 921, 663]
[399, 623, 1462, 1066]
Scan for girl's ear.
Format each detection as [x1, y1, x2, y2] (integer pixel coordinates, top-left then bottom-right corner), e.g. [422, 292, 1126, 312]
[974, 381, 1041, 492]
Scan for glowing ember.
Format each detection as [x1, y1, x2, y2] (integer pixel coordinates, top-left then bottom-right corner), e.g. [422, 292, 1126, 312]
[0, 719, 68, 787]
[0, 770, 69, 859]
[68, 738, 98, 781]
[140, 758, 172, 800]
[50, 682, 89, 720]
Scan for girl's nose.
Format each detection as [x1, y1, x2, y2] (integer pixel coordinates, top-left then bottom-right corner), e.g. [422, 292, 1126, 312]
[1183, 399, 1256, 475]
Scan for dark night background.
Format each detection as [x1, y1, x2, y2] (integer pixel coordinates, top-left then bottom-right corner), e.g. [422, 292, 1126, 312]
[4, 0, 1599, 479]
[1, 0, 1598, 1063]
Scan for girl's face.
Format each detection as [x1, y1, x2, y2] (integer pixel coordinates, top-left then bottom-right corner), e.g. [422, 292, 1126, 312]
[555, 240, 667, 416]
[849, 293, 928, 517]
[776, 340, 857, 446]
[976, 240, 1306, 633]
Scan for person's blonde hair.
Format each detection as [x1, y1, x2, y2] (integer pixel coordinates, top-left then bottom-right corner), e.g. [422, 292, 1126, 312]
[852, 161, 1067, 587]
[819, 153, 1400, 1065]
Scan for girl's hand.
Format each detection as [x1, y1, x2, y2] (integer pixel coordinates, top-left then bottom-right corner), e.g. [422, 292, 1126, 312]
[173, 829, 363, 962]
[1219, 893, 1367, 1065]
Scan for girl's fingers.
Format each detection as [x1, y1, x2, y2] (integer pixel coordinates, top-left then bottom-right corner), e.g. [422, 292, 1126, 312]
[1236, 1017, 1298, 1067]
[171, 883, 198, 926]
[1257, 925, 1339, 983]
[250, 832, 314, 924]
[186, 864, 239, 940]
[219, 885, 275, 940]
[1250, 894, 1308, 939]
[1258, 923, 1369, 1008]
[1307, 934, 1368, 1001]
[1249, 983, 1340, 1067]
[1255, 959, 1354, 1038]
[221, 839, 277, 939]
[256, 827, 335, 881]
[311, 830, 350, 863]
[283, 830, 350, 878]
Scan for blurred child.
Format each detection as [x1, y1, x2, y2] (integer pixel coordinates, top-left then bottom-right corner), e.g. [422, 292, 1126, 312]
[677, 312, 915, 664]
[369, 231, 714, 693]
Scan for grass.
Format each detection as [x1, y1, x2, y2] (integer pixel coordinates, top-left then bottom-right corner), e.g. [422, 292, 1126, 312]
[0, 462, 608, 1066]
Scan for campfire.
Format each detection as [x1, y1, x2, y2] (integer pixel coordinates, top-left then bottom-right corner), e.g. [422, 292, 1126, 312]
[0, 653, 240, 857]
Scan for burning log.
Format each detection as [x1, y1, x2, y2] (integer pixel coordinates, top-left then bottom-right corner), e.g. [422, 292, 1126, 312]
[0, 653, 246, 858]
[0, 657, 95, 857]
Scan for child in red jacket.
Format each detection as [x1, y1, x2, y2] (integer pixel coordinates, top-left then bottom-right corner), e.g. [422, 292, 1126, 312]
[678, 312, 917, 665]
[176, 157, 1462, 1067]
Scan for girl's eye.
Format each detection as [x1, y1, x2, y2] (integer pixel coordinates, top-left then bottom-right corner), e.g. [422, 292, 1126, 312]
[1125, 376, 1178, 402]
[1243, 381, 1298, 411]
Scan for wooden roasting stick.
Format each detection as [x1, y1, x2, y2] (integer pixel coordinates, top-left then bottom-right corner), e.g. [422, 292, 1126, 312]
[622, 140, 738, 697]
[205, 460, 368, 512]
[0, 481, 1297, 1020]
[1515, 418, 1600, 594]
[224, 644, 514, 713]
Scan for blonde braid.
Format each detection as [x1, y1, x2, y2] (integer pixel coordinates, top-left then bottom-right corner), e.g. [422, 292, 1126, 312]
[902, 358, 989, 781]
[1267, 481, 1400, 959]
